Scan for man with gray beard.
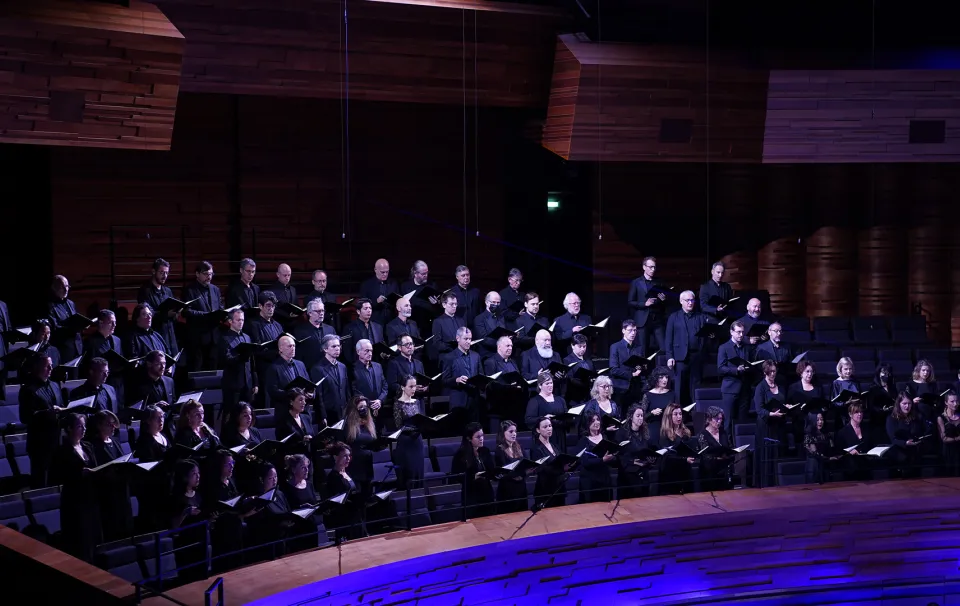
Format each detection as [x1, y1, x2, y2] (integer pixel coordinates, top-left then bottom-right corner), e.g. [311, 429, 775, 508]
[520, 329, 561, 381]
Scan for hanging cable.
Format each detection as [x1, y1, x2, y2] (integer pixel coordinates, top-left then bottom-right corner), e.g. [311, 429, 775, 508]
[474, 10, 480, 238]
[338, 0, 347, 240]
[596, 0, 602, 241]
[461, 8, 468, 260]
[344, 0, 352, 244]
[704, 0, 710, 262]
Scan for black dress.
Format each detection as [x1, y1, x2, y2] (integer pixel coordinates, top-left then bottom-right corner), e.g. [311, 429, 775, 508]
[279, 479, 323, 549]
[324, 471, 363, 539]
[167, 491, 205, 582]
[220, 426, 264, 493]
[49, 442, 99, 563]
[614, 428, 653, 500]
[494, 445, 528, 513]
[530, 439, 567, 509]
[525, 395, 569, 450]
[803, 431, 829, 484]
[786, 381, 822, 452]
[886, 414, 925, 476]
[939, 414, 960, 476]
[640, 391, 672, 439]
[392, 398, 425, 488]
[658, 433, 694, 495]
[451, 446, 496, 519]
[90, 439, 133, 541]
[131, 432, 170, 531]
[203, 477, 244, 572]
[576, 436, 612, 503]
[753, 381, 787, 488]
[221, 426, 263, 449]
[835, 423, 873, 481]
[697, 428, 733, 491]
[905, 380, 939, 423]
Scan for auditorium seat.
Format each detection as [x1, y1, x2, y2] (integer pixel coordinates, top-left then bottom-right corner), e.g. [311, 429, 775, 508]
[390, 488, 430, 528]
[814, 329, 853, 345]
[779, 317, 810, 333]
[0, 492, 29, 531]
[813, 316, 851, 332]
[890, 316, 928, 345]
[776, 460, 806, 486]
[3, 383, 20, 403]
[96, 542, 142, 583]
[805, 349, 838, 364]
[842, 348, 876, 362]
[852, 316, 890, 343]
[5, 434, 29, 480]
[426, 486, 462, 524]
[253, 408, 275, 429]
[24, 487, 61, 535]
[0, 444, 13, 491]
[136, 536, 178, 585]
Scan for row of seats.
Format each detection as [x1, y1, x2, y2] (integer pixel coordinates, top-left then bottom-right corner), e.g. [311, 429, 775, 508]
[775, 315, 927, 345]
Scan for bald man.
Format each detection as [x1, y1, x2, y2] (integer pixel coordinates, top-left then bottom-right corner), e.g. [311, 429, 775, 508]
[520, 329, 561, 381]
[359, 258, 400, 326]
[739, 298, 772, 346]
[47, 274, 83, 361]
[472, 291, 506, 359]
[265, 263, 298, 329]
[665, 290, 708, 405]
[262, 334, 312, 411]
[385, 295, 421, 345]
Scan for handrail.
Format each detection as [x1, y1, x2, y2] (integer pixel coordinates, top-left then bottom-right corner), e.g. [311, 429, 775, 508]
[204, 578, 224, 606]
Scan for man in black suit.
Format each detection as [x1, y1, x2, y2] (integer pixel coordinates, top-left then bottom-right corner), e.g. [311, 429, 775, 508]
[136, 258, 179, 357]
[351, 339, 388, 415]
[499, 268, 525, 328]
[520, 329, 561, 381]
[755, 322, 794, 365]
[82, 309, 125, 405]
[218, 308, 257, 423]
[68, 357, 119, 413]
[718, 320, 753, 430]
[739, 298, 773, 346]
[563, 333, 595, 404]
[262, 335, 313, 412]
[609, 319, 645, 405]
[401, 260, 440, 332]
[0, 298, 11, 396]
[627, 256, 667, 357]
[131, 350, 177, 409]
[385, 333, 426, 395]
[699, 261, 734, 322]
[429, 292, 464, 364]
[18, 354, 63, 487]
[386, 296, 420, 346]
[244, 292, 285, 405]
[441, 327, 482, 423]
[665, 290, 708, 406]
[181, 261, 223, 371]
[472, 291, 505, 360]
[292, 299, 337, 369]
[358, 259, 399, 327]
[264, 263, 298, 330]
[343, 298, 384, 365]
[46, 274, 83, 362]
[226, 258, 261, 310]
[483, 335, 525, 420]
[450, 265, 482, 327]
[310, 334, 351, 424]
[551, 292, 592, 345]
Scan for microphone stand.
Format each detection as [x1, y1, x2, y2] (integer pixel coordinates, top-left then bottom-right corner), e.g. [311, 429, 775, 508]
[505, 469, 574, 541]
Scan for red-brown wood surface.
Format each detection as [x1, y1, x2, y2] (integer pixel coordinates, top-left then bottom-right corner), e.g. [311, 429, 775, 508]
[0, 0, 183, 150]
[757, 166, 805, 317]
[857, 167, 907, 317]
[908, 165, 952, 344]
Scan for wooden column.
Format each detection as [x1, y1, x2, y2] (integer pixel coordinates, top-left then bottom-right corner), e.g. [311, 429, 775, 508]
[715, 165, 758, 291]
[805, 165, 858, 318]
[757, 165, 805, 316]
[908, 164, 952, 345]
[858, 166, 908, 316]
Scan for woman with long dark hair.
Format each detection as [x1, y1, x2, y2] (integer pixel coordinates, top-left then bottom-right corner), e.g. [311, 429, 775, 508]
[576, 412, 613, 503]
[451, 422, 496, 519]
[494, 420, 528, 513]
[615, 404, 655, 499]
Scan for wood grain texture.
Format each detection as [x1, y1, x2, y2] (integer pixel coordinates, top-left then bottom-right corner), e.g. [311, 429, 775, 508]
[713, 165, 759, 291]
[764, 70, 960, 163]
[857, 168, 907, 317]
[542, 34, 769, 163]
[908, 165, 952, 344]
[757, 165, 805, 316]
[361, 0, 567, 16]
[0, 0, 183, 150]
[153, 0, 561, 107]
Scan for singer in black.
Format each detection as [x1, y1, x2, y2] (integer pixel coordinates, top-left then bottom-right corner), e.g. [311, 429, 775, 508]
[614, 404, 655, 500]
[530, 416, 568, 509]
[665, 290, 707, 406]
[717, 321, 752, 429]
[450, 422, 495, 519]
[886, 392, 924, 477]
[754, 361, 787, 488]
[627, 256, 667, 357]
[494, 420, 529, 513]
[576, 412, 614, 503]
[697, 406, 734, 492]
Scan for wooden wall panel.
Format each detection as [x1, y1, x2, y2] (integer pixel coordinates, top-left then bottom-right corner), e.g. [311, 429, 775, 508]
[543, 35, 769, 163]
[857, 168, 907, 317]
[0, 0, 183, 150]
[713, 165, 759, 291]
[908, 165, 952, 345]
[153, 0, 561, 107]
[764, 70, 960, 163]
[757, 165, 805, 316]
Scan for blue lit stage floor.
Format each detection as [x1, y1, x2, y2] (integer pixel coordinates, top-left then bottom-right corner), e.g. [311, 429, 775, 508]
[154, 479, 960, 606]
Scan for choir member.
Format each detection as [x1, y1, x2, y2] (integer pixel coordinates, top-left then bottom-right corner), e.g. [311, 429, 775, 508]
[451, 422, 496, 519]
[521, 329, 561, 381]
[19, 354, 64, 487]
[401, 260, 439, 331]
[563, 334, 594, 404]
[351, 339, 388, 417]
[221, 402, 263, 450]
[293, 299, 337, 369]
[68, 357, 119, 413]
[441, 327, 482, 423]
[303, 269, 337, 309]
[82, 310, 125, 404]
[739, 298, 771, 345]
[393, 375, 425, 488]
[614, 404, 655, 499]
[609, 319, 644, 405]
[244, 292, 285, 402]
[483, 335, 524, 421]
[282, 453, 319, 510]
[358, 259, 400, 326]
[551, 292, 592, 345]
[168, 459, 204, 528]
[450, 265, 482, 327]
[938, 391, 960, 476]
[755, 323, 793, 363]
[310, 334, 349, 424]
[639, 367, 671, 435]
[275, 388, 317, 451]
[125, 303, 170, 359]
[218, 308, 258, 423]
[830, 358, 860, 420]
[869, 364, 898, 437]
[499, 268, 525, 327]
[0, 298, 11, 394]
[429, 292, 463, 362]
[22, 319, 60, 377]
[472, 291, 505, 359]
[50, 413, 99, 562]
[265, 263, 297, 319]
[132, 350, 176, 408]
[342, 396, 380, 502]
[787, 360, 822, 452]
[582, 376, 621, 435]
[494, 420, 528, 513]
[697, 405, 734, 492]
[173, 399, 221, 451]
[524, 373, 568, 449]
[46, 274, 83, 361]
[530, 416, 568, 509]
[658, 403, 694, 495]
[385, 296, 420, 346]
[88, 410, 132, 540]
[513, 292, 548, 343]
[136, 258, 179, 356]
[385, 333, 426, 393]
[576, 412, 613, 503]
[226, 257, 260, 310]
[245, 463, 297, 559]
[754, 360, 787, 487]
[905, 359, 938, 422]
[343, 298, 384, 365]
[263, 335, 313, 411]
[202, 450, 253, 571]
[167, 459, 208, 582]
[886, 391, 925, 476]
[718, 320, 752, 429]
[699, 261, 733, 321]
[133, 404, 169, 462]
[323, 445, 362, 539]
[181, 261, 223, 371]
[483, 335, 519, 376]
[665, 290, 707, 405]
[627, 256, 666, 356]
[803, 412, 837, 484]
[835, 402, 872, 481]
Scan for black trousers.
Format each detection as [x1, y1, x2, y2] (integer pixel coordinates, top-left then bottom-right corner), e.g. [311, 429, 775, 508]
[638, 322, 665, 358]
[674, 353, 703, 406]
[720, 390, 750, 432]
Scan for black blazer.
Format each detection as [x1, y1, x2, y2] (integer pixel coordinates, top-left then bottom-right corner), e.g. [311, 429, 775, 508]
[521, 348, 561, 381]
[275, 411, 317, 448]
[756, 340, 794, 363]
[311, 358, 351, 417]
[718, 340, 753, 395]
[699, 280, 733, 318]
[472, 310, 505, 358]
[608, 339, 644, 392]
[137, 282, 180, 354]
[386, 356, 425, 391]
[181, 281, 224, 345]
[263, 357, 310, 410]
[665, 310, 708, 363]
[441, 349, 482, 409]
[68, 382, 119, 413]
[218, 329, 256, 391]
[358, 277, 400, 325]
[450, 285, 482, 327]
[385, 318, 420, 346]
[351, 361, 388, 402]
[292, 322, 337, 369]
[551, 313, 592, 342]
[343, 320, 384, 365]
[226, 280, 261, 310]
[627, 277, 664, 327]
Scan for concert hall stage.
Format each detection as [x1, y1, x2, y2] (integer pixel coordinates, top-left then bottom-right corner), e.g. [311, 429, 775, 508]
[149, 478, 960, 605]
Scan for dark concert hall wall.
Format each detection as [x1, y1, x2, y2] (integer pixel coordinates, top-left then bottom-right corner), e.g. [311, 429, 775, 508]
[591, 162, 960, 346]
[46, 93, 532, 314]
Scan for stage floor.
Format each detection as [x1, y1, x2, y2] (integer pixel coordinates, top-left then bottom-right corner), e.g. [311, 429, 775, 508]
[149, 478, 960, 606]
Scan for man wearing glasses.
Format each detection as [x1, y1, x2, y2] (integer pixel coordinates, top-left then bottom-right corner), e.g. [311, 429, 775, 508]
[245, 291, 285, 404]
[386, 333, 427, 395]
[665, 290, 708, 405]
[627, 256, 667, 357]
[755, 323, 793, 365]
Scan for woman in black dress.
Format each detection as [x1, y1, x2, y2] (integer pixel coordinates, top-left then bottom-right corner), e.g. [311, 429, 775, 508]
[754, 361, 787, 488]
[342, 396, 379, 501]
[658, 403, 694, 495]
[835, 402, 873, 481]
[245, 462, 296, 561]
[866, 364, 897, 445]
[324, 443, 364, 539]
[697, 405, 734, 492]
[576, 412, 613, 503]
[494, 420, 529, 513]
[581, 376, 620, 435]
[221, 402, 263, 449]
[615, 404, 656, 499]
[905, 359, 939, 423]
[787, 360, 822, 455]
[49, 413, 99, 563]
[639, 367, 672, 437]
[392, 375, 425, 488]
[174, 400, 221, 452]
[451, 422, 496, 519]
[87, 410, 133, 541]
[202, 450, 254, 571]
[524, 373, 569, 451]
[167, 459, 206, 582]
[938, 390, 960, 476]
[803, 412, 841, 484]
[530, 416, 569, 509]
[886, 391, 926, 477]
[132, 404, 170, 531]
[133, 404, 169, 461]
